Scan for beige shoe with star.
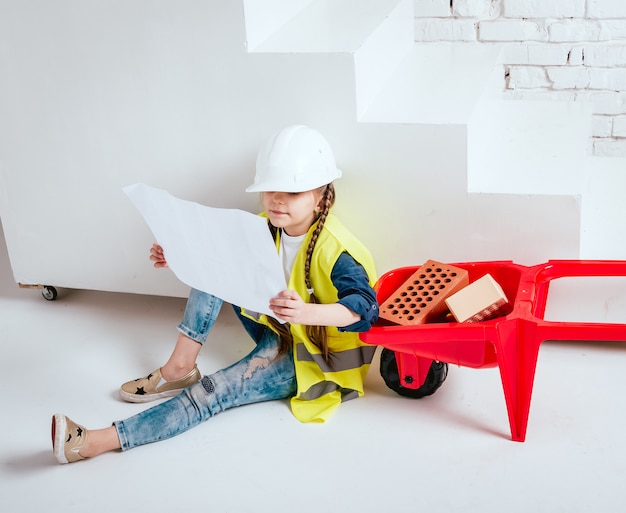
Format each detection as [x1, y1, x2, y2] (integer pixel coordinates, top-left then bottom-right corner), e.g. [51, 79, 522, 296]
[52, 414, 88, 464]
[119, 365, 201, 403]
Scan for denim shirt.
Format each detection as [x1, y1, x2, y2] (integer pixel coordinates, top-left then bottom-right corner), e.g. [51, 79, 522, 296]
[332, 252, 379, 333]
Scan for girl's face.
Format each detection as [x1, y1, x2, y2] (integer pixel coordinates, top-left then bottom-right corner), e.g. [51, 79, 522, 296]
[262, 189, 324, 237]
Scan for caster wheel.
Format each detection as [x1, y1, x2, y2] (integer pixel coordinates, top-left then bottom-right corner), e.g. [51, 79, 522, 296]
[42, 286, 58, 301]
[379, 348, 448, 399]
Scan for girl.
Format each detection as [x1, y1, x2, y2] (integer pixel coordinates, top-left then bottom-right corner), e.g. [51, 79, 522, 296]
[52, 125, 379, 464]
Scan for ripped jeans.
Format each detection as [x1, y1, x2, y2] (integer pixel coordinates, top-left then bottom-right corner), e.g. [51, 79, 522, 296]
[115, 288, 297, 451]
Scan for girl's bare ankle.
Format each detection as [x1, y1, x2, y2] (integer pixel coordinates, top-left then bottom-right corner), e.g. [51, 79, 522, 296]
[81, 427, 121, 457]
[160, 363, 195, 382]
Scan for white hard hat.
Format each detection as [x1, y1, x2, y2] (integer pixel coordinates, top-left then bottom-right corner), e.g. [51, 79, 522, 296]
[246, 125, 342, 193]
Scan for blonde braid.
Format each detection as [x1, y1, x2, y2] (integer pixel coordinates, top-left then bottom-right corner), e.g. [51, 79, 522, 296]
[267, 184, 337, 360]
[305, 183, 336, 362]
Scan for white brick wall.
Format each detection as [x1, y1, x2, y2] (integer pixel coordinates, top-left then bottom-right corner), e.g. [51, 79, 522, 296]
[413, 0, 452, 18]
[414, 0, 626, 156]
[588, 0, 626, 18]
[504, 0, 585, 19]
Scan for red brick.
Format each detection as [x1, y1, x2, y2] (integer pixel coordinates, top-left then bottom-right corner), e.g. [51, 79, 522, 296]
[378, 260, 469, 325]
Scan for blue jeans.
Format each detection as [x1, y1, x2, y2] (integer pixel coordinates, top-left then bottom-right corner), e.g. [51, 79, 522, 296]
[114, 289, 297, 451]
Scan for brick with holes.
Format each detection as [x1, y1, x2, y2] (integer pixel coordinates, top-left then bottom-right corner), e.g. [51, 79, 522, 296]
[378, 260, 469, 325]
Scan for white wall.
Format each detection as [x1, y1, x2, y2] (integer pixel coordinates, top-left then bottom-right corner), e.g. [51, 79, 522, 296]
[414, 0, 626, 157]
[0, 0, 623, 299]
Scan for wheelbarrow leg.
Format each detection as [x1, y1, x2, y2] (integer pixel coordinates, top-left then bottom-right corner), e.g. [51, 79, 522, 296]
[495, 318, 542, 442]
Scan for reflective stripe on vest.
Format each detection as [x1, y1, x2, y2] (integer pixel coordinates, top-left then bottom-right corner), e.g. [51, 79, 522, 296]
[296, 343, 376, 374]
[297, 380, 360, 402]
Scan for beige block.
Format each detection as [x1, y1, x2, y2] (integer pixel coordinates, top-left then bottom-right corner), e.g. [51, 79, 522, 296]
[445, 273, 509, 323]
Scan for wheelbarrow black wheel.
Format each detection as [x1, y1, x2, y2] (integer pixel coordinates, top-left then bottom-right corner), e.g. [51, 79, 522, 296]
[379, 348, 448, 399]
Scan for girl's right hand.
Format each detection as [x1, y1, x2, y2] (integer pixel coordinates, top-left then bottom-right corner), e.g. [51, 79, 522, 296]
[150, 243, 168, 268]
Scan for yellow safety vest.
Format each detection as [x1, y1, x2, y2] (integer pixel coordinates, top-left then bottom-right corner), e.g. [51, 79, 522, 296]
[247, 212, 377, 423]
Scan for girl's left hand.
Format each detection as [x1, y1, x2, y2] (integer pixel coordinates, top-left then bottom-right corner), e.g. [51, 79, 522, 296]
[150, 243, 168, 268]
[269, 290, 308, 324]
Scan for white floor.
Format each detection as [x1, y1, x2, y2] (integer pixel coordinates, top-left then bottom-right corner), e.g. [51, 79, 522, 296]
[2, 222, 626, 513]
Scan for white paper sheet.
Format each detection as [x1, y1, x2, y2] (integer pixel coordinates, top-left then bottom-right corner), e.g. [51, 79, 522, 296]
[123, 183, 286, 318]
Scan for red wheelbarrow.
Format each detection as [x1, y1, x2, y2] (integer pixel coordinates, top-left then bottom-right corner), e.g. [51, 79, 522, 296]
[360, 260, 626, 442]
